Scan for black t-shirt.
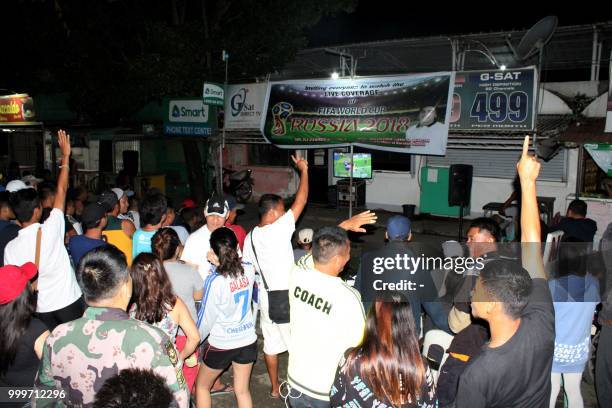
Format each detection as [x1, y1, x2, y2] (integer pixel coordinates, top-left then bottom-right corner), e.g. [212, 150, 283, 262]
[0, 220, 20, 266]
[554, 217, 598, 243]
[0, 318, 48, 388]
[330, 351, 436, 408]
[455, 279, 554, 408]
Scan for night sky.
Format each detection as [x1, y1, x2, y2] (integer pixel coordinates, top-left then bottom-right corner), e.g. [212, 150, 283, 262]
[307, 2, 612, 47]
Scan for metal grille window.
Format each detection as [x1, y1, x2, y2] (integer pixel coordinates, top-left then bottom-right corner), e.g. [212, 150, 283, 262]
[427, 148, 567, 181]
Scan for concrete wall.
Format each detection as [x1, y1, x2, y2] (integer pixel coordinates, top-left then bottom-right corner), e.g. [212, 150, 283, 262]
[365, 149, 580, 218]
[224, 144, 299, 200]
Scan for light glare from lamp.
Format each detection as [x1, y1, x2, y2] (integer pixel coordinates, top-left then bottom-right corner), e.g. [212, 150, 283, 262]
[331, 72, 339, 80]
[500, 64, 507, 71]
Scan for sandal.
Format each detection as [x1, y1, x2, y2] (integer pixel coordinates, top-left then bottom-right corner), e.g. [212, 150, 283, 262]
[211, 383, 234, 396]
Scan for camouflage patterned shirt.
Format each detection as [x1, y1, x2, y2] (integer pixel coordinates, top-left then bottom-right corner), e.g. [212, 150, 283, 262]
[33, 307, 189, 408]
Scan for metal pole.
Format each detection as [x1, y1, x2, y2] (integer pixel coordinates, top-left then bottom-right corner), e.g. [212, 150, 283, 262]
[217, 53, 229, 197]
[533, 50, 544, 147]
[576, 146, 584, 199]
[349, 144, 354, 218]
[591, 26, 598, 81]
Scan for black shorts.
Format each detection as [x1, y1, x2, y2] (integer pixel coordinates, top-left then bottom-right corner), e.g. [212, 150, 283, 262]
[199, 340, 257, 370]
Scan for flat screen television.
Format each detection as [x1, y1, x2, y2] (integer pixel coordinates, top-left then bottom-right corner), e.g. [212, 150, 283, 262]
[333, 152, 372, 179]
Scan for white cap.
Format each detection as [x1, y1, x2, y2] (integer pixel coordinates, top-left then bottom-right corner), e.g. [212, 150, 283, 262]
[297, 228, 314, 244]
[111, 188, 125, 200]
[6, 180, 28, 193]
[21, 175, 43, 186]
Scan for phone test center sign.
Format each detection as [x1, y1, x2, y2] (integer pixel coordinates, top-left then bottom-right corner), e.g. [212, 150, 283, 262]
[164, 98, 214, 136]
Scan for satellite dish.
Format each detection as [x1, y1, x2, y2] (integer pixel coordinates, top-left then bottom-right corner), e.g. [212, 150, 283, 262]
[507, 16, 558, 61]
[535, 137, 562, 162]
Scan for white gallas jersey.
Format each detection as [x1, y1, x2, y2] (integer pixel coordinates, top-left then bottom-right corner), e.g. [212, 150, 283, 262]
[196, 262, 257, 350]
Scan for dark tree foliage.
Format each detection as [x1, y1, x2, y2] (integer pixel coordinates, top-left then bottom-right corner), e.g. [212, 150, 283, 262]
[2, 0, 355, 121]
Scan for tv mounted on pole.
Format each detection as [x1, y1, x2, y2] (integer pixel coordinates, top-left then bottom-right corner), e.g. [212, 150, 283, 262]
[506, 16, 558, 147]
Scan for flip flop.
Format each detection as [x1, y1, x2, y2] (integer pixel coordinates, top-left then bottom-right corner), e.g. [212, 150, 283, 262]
[211, 383, 234, 396]
[269, 392, 280, 399]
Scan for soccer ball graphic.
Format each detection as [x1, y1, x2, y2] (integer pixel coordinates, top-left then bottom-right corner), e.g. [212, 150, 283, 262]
[271, 102, 293, 136]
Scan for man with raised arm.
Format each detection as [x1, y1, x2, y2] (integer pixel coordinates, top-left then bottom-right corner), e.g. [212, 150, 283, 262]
[455, 136, 554, 408]
[5, 130, 84, 330]
[242, 153, 377, 398]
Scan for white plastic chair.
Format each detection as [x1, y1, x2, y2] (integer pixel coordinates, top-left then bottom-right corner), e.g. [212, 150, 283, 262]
[543, 230, 564, 266]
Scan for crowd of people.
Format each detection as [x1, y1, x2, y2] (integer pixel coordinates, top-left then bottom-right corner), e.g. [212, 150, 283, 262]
[0, 131, 611, 408]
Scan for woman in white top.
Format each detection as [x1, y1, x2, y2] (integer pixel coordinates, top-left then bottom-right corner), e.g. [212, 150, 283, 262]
[195, 227, 256, 408]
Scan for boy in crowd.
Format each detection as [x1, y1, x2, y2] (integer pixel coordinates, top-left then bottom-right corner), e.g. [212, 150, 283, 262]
[68, 202, 109, 265]
[293, 228, 313, 262]
[132, 191, 167, 258]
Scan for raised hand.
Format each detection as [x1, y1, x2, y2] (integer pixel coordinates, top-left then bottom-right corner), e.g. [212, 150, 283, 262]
[516, 135, 540, 184]
[339, 210, 378, 233]
[291, 153, 308, 173]
[58, 129, 71, 159]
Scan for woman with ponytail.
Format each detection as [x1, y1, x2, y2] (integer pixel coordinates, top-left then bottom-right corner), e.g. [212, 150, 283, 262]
[330, 292, 436, 408]
[195, 227, 257, 408]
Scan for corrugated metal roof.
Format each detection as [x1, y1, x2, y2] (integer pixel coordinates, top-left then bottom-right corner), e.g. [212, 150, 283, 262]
[270, 23, 612, 80]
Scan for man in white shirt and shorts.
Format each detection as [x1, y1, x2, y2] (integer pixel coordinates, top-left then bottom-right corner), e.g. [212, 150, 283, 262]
[242, 154, 309, 398]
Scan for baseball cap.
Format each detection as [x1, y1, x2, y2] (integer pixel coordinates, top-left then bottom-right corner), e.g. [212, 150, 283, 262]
[22, 175, 43, 186]
[297, 228, 314, 245]
[81, 203, 107, 229]
[111, 188, 134, 200]
[0, 263, 37, 304]
[97, 190, 119, 212]
[204, 196, 229, 218]
[386, 215, 411, 240]
[6, 180, 28, 193]
[182, 198, 196, 209]
[224, 195, 245, 211]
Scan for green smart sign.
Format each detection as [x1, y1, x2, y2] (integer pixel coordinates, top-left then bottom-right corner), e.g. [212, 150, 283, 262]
[163, 98, 214, 136]
[203, 82, 224, 107]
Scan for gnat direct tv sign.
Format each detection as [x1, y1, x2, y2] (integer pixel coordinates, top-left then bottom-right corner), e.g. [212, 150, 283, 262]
[224, 83, 267, 129]
[163, 98, 214, 136]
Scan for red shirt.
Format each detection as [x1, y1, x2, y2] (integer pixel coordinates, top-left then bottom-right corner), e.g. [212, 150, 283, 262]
[225, 221, 247, 251]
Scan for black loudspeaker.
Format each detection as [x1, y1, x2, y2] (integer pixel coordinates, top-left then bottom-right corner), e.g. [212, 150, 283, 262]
[122, 150, 139, 178]
[448, 164, 473, 207]
[99, 141, 113, 173]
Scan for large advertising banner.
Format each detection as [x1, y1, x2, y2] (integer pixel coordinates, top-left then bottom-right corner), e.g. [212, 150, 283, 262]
[450, 67, 537, 131]
[224, 83, 267, 129]
[261, 73, 454, 155]
[0, 94, 37, 125]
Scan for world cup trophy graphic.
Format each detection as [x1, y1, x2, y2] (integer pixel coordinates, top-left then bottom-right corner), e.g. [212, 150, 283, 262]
[271, 102, 293, 136]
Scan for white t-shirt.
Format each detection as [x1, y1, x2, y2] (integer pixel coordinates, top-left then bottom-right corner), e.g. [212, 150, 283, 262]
[181, 225, 212, 279]
[168, 225, 189, 246]
[242, 210, 295, 291]
[4, 209, 82, 313]
[197, 262, 257, 350]
[288, 254, 366, 401]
